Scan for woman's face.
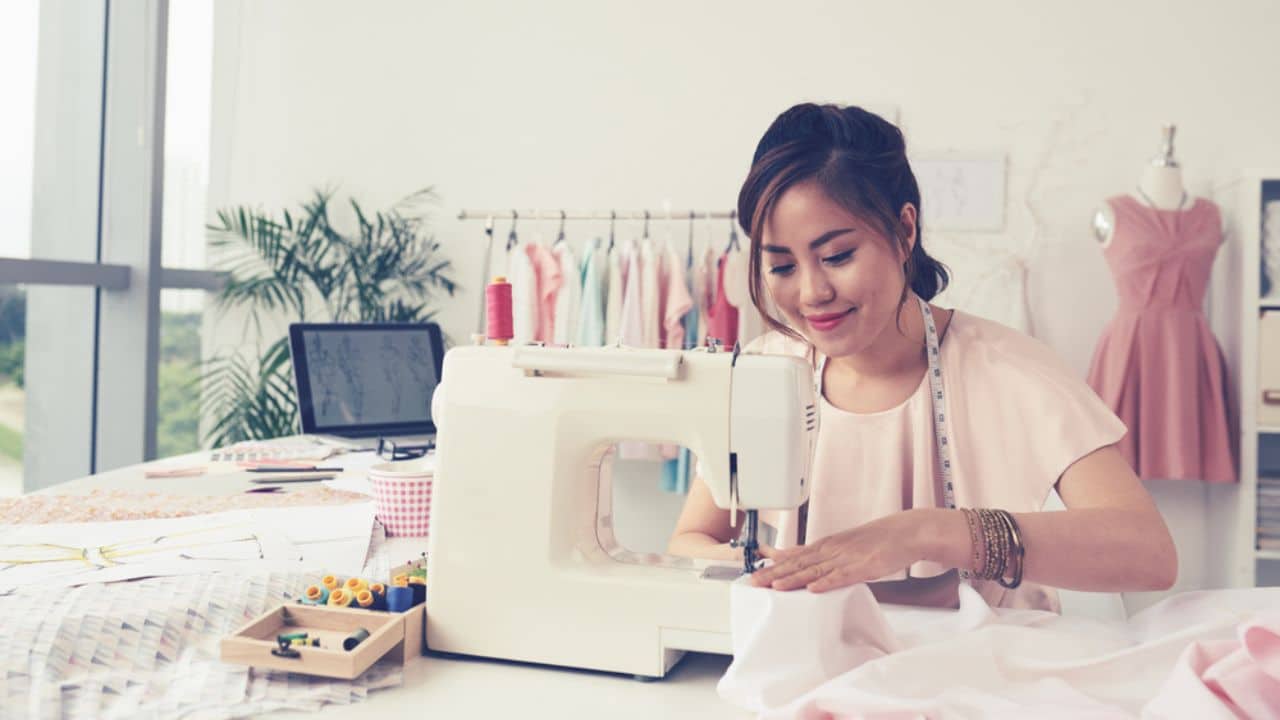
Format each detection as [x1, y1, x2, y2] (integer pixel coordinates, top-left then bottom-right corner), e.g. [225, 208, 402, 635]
[759, 180, 916, 359]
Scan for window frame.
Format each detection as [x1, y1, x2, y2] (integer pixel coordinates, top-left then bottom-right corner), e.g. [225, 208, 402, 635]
[14, 0, 221, 491]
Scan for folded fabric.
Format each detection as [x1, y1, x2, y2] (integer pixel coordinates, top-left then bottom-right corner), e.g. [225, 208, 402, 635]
[717, 579, 901, 711]
[718, 581, 1280, 719]
[1145, 608, 1280, 719]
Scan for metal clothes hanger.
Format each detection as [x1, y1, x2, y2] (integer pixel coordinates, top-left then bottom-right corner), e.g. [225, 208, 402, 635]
[554, 210, 567, 246]
[505, 210, 519, 252]
[686, 210, 695, 268]
[725, 210, 740, 254]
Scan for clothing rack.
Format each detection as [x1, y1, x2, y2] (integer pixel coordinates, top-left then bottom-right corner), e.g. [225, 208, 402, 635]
[462, 208, 741, 334]
[457, 209, 737, 222]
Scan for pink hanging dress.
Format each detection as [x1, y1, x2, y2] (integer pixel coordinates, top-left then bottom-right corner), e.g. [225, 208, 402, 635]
[1086, 195, 1236, 483]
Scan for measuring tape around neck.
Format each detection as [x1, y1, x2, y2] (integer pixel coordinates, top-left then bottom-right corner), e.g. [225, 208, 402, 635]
[918, 296, 956, 511]
[918, 295, 970, 580]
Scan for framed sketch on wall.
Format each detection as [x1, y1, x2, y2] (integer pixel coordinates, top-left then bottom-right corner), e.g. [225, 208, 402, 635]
[911, 155, 1006, 232]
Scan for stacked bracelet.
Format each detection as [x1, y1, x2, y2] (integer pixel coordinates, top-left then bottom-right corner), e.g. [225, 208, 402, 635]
[961, 507, 1025, 589]
[995, 510, 1025, 589]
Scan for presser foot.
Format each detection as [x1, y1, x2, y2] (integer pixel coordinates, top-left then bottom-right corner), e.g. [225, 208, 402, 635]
[738, 509, 762, 574]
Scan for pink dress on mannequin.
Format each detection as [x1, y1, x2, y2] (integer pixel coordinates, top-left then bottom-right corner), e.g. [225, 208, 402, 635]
[1086, 195, 1236, 483]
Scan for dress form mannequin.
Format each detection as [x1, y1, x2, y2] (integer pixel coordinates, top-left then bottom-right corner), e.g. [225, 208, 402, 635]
[1094, 125, 1191, 248]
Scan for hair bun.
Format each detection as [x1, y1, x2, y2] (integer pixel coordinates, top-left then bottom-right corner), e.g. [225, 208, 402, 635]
[752, 104, 904, 165]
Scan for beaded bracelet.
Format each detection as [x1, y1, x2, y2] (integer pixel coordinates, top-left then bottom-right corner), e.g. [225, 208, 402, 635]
[960, 508, 982, 579]
[978, 508, 1005, 581]
[961, 507, 1025, 587]
[994, 509, 1025, 589]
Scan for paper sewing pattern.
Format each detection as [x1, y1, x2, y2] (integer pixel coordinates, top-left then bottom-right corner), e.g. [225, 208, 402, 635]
[0, 503, 375, 593]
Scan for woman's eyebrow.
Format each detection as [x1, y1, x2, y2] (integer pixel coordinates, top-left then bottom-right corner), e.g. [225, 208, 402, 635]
[762, 227, 856, 254]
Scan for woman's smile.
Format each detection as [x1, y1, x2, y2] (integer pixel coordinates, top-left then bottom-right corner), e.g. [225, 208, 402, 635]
[806, 307, 855, 332]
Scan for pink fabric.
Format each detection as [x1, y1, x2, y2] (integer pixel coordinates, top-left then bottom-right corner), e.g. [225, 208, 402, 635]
[746, 311, 1127, 611]
[719, 581, 1280, 719]
[617, 240, 656, 460]
[706, 254, 739, 348]
[618, 240, 645, 347]
[662, 244, 693, 350]
[1145, 609, 1280, 719]
[525, 243, 563, 343]
[1086, 196, 1236, 483]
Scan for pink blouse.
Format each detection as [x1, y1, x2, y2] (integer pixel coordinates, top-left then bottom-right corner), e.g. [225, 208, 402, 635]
[746, 310, 1127, 611]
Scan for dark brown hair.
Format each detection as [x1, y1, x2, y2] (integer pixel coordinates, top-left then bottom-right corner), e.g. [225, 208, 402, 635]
[737, 103, 949, 339]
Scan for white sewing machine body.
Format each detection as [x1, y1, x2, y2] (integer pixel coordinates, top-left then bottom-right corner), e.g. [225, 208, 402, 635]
[425, 345, 816, 678]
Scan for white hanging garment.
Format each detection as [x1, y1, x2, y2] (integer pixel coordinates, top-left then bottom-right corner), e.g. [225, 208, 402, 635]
[604, 243, 624, 346]
[639, 238, 661, 348]
[552, 242, 581, 346]
[509, 244, 536, 345]
[931, 241, 1031, 334]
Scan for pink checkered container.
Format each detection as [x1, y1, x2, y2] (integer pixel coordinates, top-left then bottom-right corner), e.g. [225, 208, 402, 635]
[368, 458, 435, 537]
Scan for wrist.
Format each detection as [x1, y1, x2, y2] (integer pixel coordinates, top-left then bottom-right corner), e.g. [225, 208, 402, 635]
[910, 508, 969, 569]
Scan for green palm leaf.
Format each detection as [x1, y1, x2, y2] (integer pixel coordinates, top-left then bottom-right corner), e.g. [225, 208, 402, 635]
[199, 187, 456, 446]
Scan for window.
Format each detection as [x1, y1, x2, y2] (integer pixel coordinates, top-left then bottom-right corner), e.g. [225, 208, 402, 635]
[0, 0, 38, 261]
[0, 1, 222, 492]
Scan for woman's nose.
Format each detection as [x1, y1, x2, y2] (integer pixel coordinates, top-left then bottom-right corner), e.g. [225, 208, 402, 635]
[799, 268, 836, 307]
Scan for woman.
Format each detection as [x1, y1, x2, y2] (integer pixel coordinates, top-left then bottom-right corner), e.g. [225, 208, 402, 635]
[668, 103, 1177, 611]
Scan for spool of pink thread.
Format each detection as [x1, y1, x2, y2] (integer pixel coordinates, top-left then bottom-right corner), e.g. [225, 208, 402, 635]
[486, 276, 514, 345]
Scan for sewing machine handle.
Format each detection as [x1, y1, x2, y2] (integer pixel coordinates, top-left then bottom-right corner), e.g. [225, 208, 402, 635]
[512, 347, 683, 379]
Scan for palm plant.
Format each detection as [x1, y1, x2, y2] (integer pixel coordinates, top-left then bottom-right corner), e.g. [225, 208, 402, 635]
[203, 188, 457, 447]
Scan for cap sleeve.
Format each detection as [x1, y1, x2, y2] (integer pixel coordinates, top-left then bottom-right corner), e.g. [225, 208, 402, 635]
[947, 316, 1128, 511]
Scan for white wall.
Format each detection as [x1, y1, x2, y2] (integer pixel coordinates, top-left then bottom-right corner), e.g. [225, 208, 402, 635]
[207, 0, 1280, 607]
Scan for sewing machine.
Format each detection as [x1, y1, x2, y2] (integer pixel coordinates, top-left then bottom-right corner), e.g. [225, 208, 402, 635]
[425, 344, 816, 678]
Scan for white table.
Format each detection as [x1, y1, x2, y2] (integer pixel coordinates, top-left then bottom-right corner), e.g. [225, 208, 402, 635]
[40, 452, 751, 719]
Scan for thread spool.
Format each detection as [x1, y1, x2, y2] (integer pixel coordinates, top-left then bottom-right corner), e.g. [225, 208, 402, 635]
[321, 575, 342, 591]
[327, 589, 352, 607]
[485, 276, 514, 345]
[343, 628, 371, 651]
[355, 589, 376, 609]
[301, 585, 329, 605]
[407, 575, 427, 606]
[369, 583, 388, 610]
[344, 577, 369, 595]
[386, 585, 414, 613]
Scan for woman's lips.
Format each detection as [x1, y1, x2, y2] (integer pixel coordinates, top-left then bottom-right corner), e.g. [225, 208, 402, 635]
[806, 308, 854, 332]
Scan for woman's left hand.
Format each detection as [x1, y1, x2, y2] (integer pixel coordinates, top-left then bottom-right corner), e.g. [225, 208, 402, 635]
[749, 510, 925, 592]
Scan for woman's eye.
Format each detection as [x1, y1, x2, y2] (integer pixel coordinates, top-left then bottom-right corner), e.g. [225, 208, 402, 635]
[822, 250, 855, 265]
[768, 264, 796, 276]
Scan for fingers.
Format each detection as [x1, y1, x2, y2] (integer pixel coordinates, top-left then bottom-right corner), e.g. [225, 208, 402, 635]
[770, 561, 835, 591]
[751, 548, 826, 588]
[749, 546, 865, 593]
[805, 567, 859, 593]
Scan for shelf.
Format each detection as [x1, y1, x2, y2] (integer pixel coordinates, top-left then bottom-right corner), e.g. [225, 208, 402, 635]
[1258, 426, 1280, 434]
[1258, 549, 1280, 561]
[1262, 299, 1280, 310]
